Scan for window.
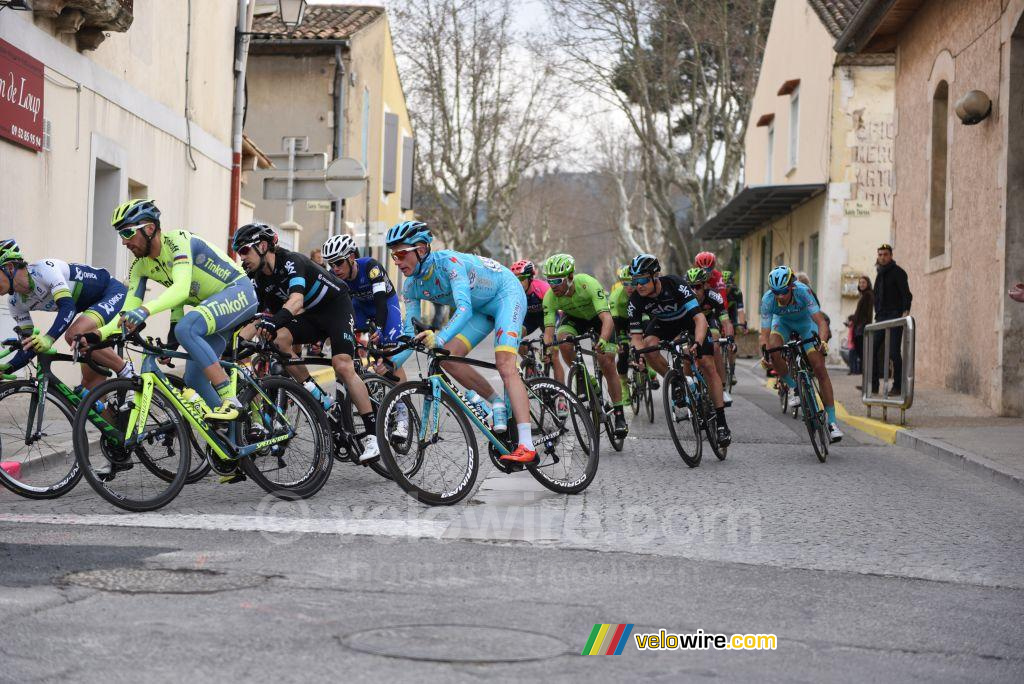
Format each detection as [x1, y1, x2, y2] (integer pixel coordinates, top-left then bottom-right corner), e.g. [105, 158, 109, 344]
[797, 241, 805, 272]
[929, 80, 950, 260]
[788, 87, 800, 171]
[766, 122, 775, 184]
[382, 112, 398, 194]
[809, 233, 819, 288]
[361, 88, 370, 168]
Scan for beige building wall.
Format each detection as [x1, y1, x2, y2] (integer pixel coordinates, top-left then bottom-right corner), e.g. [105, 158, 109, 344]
[884, 0, 1024, 414]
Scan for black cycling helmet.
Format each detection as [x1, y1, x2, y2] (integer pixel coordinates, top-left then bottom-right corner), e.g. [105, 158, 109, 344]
[232, 223, 278, 252]
[629, 253, 661, 277]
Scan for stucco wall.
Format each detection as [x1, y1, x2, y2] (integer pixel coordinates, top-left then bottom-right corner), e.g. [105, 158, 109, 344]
[890, 0, 1011, 410]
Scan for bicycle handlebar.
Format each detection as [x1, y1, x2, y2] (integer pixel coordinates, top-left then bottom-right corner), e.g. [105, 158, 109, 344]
[764, 334, 821, 356]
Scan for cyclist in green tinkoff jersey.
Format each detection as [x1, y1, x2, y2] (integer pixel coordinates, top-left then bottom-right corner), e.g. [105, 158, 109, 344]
[541, 254, 628, 438]
[94, 199, 258, 422]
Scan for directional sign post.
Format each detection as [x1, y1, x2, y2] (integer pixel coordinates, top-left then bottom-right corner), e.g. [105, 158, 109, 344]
[324, 157, 371, 250]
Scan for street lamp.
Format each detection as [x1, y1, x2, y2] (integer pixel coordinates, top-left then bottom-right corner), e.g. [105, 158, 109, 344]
[278, 0, 306, 30]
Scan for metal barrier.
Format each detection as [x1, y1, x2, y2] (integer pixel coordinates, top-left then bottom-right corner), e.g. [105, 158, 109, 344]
[861, 316, 915, 424]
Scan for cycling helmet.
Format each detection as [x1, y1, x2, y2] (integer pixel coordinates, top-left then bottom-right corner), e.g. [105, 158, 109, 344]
[232, 222, 278, 252]
[0, 239, 25, 266]
[629, 253, 660, 277]
[694, 251, 716, 269]
[684, 267, 710, 286]
[385, 220, 432, 247]
[768, 265, 794, 294]
[617, 265, 631, 281]
[322, 234, 358, 262]
[111, 199, 161, 229]
[721, 269, 734, 284]
[510, 260, 536, 278]
[543, 254, 575, 278]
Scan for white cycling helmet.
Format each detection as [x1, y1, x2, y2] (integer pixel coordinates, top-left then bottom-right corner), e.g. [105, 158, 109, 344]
[322, 234, 358, 262]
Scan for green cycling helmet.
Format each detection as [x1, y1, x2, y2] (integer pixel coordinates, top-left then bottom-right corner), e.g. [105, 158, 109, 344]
[543, 253, 575, 278]
[617, 265, 631, 281]
[721, 270, 733, 284]
[684, 267, 710, 286]
[111, 198, 161, 229]
[0, 238, 25, 266]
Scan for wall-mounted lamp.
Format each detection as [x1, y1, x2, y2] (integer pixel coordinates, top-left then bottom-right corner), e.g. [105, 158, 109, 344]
[278, 0, 307, 31]
[954, 89, 992, 125]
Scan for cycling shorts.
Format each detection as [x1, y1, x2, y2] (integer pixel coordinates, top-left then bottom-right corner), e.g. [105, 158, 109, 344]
[353, 297, 403, 345]
[556, 314, 601, 339]
[643, 317, 714, 358]
[770, 314, 818, 353]
[82, 278, 128, 326]
[286, 295, 356, 357]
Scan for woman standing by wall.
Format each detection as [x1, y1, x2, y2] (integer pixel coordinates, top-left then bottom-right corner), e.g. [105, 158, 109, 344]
[851, 276, 874, 374]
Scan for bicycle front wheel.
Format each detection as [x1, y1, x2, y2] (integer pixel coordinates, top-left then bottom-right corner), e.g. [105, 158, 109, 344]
[73, 377, 191, 512]
[799, 373, 829, 463]
[376, 381, 479, 505]
[663, 370, 702, 467]
[524, 377, 599, 494]
[644, 375, 655, 423]
[0, 380, 81, 499]
[567, 365, 602, 450]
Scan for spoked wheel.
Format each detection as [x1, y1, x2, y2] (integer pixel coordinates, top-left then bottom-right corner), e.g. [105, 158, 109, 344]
[596, 368, 625, 453]
[73, 377, 191, 512]
[799, 375, 829, 463]
[567, 365, 602, 450]
[165, 375, 212, 484]
[376, 380, 479, 505]
[644, 376, 655, 423]
[240, 376, 334, 499]
[628, 371, 641, 416]
[698, 381, 727, 461]
[362, 373, 421, 480]
[663, 370, 701, 468]
[0, 380, 81, 499]
[523, 377, 599, 493]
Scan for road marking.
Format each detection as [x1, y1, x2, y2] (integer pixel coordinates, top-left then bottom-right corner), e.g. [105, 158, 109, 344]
[0, 512, 449, 539]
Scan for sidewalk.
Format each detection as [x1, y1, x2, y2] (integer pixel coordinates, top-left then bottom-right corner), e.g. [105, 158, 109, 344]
[827, 366, 1024, 493]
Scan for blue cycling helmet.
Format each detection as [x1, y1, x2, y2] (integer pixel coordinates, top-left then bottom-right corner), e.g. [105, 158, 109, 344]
[111, 198, 161, 229]
[385, 220, 433, 247]
[768, 265, 794, 294]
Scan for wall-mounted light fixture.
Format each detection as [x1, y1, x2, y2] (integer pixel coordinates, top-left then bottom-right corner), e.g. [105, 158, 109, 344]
[954, 90, 992, 125]
[278, 0, 307, 31]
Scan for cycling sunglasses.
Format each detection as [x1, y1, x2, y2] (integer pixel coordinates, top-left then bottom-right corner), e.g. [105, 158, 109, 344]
[630, 276, 654, 286]
[117, 223, 151, 240]
[235, 242, 259, 257]
[390, 246, 419, 262]
[546, 276, 568, 286]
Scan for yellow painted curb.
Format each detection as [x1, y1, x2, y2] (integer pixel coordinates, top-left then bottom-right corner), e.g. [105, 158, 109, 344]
[311, 367, 335, 384]
[834, 401, 903, 444]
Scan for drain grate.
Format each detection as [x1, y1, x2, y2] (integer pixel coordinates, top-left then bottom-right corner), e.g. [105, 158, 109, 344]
[340, 624, 569, 663]
[60, 567, 268, 594]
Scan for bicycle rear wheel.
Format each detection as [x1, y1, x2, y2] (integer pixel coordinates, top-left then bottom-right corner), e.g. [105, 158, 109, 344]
[376, 380, 479, 505]
[0, 380, 81, 499]
[73, 377, 191, 512]
[524, 377, 598, 493]
[663, 370, 701, 467]
[240, 376, 333, 499]
[628, 371, 641, 416]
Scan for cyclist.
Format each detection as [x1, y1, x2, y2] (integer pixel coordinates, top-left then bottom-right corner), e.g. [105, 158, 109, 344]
[510, 259, 565, 385]
[386, 221, 538, 464]
[0, 240, 132, 388]
[97, 199, 258, 424]
[722, 269, 745, 383]
[541, 253, 628, 438]
[608, 265, 634, 407]
[235, 223, 380, 462]
[695, 251, 729, 309]
[759, 265, 842, 443]
[684, 267, 735, 406]
[627, 253, 731, 446]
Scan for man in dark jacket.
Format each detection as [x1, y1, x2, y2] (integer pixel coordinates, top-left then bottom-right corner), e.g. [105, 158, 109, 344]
[871, 243, 912, 394]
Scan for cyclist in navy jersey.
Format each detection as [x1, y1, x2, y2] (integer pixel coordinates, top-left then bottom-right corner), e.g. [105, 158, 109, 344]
[321, 234, 402, 344]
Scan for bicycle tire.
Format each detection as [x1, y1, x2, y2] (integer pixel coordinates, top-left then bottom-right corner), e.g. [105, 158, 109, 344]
[644, 376, 655, 423]
[523, 376, 599, 494]
[376, 380, 479, 505]
[595, 365, 625, 452]
[698, 380, 727, 461]
[0, 380, 82, 499]
[359, 373, 413, 480]
[663, 370, 702, 467]
[798, 372, 828, 462]
[72, 377, 191, 512]
[567, 365, 602, 450]
[240, 376, 334, 499]
[628, 370, 642, 416]
[165, 375, 213, 484]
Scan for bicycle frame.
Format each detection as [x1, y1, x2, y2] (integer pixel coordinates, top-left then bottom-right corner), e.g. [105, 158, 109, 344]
[25, 352, 120, 442]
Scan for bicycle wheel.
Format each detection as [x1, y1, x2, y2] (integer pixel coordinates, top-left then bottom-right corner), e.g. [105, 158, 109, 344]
[798, 372, 829, 463]
[240, 376, 334, 499]
[165, 374, 212, 484]
[356, 373, 412, 480]
[567, 365, 602, 450]
[777, 380, 789, 413]
[376, 380, 479, 505]
[523, 377, 599, 493]
[698, 381, 727, 461]
[629, 371, 641, 416]
[596, 367, 625, 452]
[0, 380, 81, 499]
[644, 376, 655, 423]
[73, 377, 191, 512]
[663, 370, 701, 467]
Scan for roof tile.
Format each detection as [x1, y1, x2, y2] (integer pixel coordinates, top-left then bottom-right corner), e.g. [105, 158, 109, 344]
[807, 0, 866, 39]
[251, 5, 382, 40]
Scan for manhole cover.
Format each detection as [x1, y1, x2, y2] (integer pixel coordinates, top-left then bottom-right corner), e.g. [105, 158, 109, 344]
[340, 624, 569, 663]
[60, 568, 268, 594]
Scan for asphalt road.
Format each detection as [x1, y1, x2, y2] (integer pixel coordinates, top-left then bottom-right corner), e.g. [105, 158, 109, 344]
[1, 357, 1022, 682]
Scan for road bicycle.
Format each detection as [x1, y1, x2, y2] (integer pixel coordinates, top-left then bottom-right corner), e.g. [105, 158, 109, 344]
[518, 336, 552, 380]
[374, 334, 598, 505]
[635, 335, 728, 467]
[0, 339, 207, 499]
[765, 334, 830, 462]
[560, 332, 626, 452]
[72, 329, 332, 511]
[627, 353, 655, 424]
[715, 337, 737, 394]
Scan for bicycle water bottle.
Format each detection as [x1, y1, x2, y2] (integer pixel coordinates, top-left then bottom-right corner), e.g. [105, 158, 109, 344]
[303, 379, 333, 410]
[464, 390, 492, 419]
[180, 388, 209, 413]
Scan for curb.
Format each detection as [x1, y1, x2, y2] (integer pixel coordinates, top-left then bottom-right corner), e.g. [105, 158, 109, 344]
[894, 431, 1024, 495]
[834, 402, 902, 444]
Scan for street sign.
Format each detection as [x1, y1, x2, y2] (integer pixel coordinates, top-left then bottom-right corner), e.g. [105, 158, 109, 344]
[263, 177, 332, 201]
[264, 152, 327, 171]
[325, 157, 367, 199]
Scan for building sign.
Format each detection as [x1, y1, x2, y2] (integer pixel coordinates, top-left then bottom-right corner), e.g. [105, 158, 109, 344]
[851, 118, 894, 210]
[0, 39, 44, 152]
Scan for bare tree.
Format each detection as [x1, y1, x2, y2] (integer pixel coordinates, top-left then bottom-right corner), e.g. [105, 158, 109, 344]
[391, 0, 563, 254]
[547, 0, 772, 269]
[592, 126, 662, 261]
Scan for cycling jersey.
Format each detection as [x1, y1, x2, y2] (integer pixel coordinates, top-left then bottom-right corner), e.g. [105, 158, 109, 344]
[523, 278, 550, 335]
[395, 250, 526, 364]
[251, 248, 346, 314]
[626, 275, 700, 332]
[696, 288, 730, 327]
[760, 281, 821, 348]
[608, 281, 629, 319]
[707, 269, 729, 310]
[340, 257, 402, 343]
[542, 273, 609, 328]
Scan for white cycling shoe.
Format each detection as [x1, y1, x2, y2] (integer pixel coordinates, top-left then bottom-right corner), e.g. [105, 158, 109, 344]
[359, 435, 380, 463]
[787, 394, 801, 410]
[828, 423, 844, 443]
[722, 390, 733, 407]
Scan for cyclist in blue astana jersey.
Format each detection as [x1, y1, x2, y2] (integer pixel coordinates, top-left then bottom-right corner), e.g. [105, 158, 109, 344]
[386, 220, 538, 464]
[759, 265, 842, 443]
[96, 199, 258, 421]
[0, 239, 132, 388]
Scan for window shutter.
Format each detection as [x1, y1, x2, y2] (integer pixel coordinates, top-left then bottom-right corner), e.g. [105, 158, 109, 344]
[401, 136, 414, 211]
[382, 113, 398, 194]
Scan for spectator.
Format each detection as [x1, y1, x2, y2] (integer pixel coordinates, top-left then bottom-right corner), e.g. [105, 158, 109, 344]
[851, 275, 873, 375]
[310, 248, 324, 266]
[871, 243, 912, 395]
[1010, 282, 1024, 303]
[841, 315, 855, 372]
